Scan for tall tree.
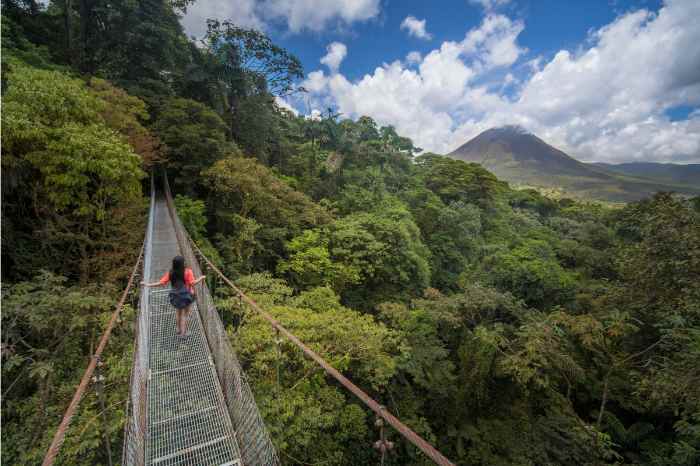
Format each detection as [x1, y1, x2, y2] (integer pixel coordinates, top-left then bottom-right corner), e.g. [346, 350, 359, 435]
[153, 97, 233, 194]
[2, 60, 145, 282]
[197, 20, 303, 141]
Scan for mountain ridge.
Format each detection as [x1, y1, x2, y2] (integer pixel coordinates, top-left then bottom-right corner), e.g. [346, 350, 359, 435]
[448, 126, 700, 202]
[591, 161, 700, 187]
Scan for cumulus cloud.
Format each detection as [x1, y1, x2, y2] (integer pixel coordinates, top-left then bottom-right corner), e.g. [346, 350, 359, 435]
[275, 96, 299, 115]
[406, 51, 423, 64]
[182, 0, 380, 38]
[463, 14, 525, 69]
[470, 0, 511, 12]
[300, 0, 700, 163]
[400, 16, 432, 40]
[512, 0, 700, 162]
[262, 0, 380, 33]
[320, 42, 348, 73]
[182, 0, 261, 38]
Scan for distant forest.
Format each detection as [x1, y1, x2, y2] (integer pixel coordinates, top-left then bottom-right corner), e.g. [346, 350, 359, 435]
[2, 0, 699, 464]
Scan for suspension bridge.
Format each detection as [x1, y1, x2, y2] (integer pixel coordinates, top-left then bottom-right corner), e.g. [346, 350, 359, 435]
[41, 174, 455, 466]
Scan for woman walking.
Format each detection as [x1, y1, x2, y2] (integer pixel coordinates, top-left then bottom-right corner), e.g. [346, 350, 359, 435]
[142, 256, 205, 337]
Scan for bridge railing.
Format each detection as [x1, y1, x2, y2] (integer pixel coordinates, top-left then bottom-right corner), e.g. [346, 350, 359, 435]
[162, 174, 456, 466]
[163, 173, 280, 466]
[122, 175, 155, 466]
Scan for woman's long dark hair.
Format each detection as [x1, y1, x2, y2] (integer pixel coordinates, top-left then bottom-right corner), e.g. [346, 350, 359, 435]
[170, 256, 186, 287]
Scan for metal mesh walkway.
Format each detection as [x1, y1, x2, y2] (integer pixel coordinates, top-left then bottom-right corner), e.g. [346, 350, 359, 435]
[145, 195, 241, 466]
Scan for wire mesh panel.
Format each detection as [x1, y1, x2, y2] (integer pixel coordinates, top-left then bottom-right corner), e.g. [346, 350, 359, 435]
[123, 178, 155, 466]
[163, 175, 280, 466]
[122, 299, 150, 466]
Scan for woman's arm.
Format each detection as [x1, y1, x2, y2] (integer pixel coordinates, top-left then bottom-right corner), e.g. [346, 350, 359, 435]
[193, 275, 206, 286]
[140, 281, 164, 287]
[142, 271, 170, 288]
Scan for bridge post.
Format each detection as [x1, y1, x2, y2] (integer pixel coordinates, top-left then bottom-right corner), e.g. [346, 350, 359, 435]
[235, 292, 244, 332]
[274, 327, 282, 391]
[93, 357, 113, 466]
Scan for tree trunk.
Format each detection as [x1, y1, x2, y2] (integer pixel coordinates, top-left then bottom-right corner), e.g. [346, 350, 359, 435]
[79, 0, 91, 72]
[596, 369, 612, 429]
[63, 0, 73, 64]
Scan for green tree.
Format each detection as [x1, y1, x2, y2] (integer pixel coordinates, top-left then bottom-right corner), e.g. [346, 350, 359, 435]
[203, 155, 330, 273]
[277, 229, 360, 292]
[404, 285, 607, 465]
[203, 20, 303, 99]
[87, 78, 163, 167]
[1, 272, 135, 465]
[200, 20, 303, 145]
[174, 195, 207, 240]
[232, 278, 397, 465]
[404, 187, 482, 289]
[2, 59, 145, 282]
[608, 194, 700, 465]
[229, 93, 287, 165]
[484, 240, 577, 308]
[173, 194, 223, 267]
[416, 154, 505, 207]
[334, 203, 432, 304]
[154, 97, 233, 194]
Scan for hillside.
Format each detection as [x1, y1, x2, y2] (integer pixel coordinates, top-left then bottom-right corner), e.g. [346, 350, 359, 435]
[591, 162, 700, 187]
[448, 126, 700, 202]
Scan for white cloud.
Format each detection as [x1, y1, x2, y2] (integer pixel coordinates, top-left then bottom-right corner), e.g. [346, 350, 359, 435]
[400, 16, 432, 40]
[525, 56, 542, 72]
[320, 42, 348, 73]
[463, 14, 526, 69]
[512, 0, 700, 162]
[406, 51, 423, 65]
[182, 0, 380, 38]
[469, 0, 511, 12]
[262, 0, 380, 32]
[182, 0, 262, 38]
[304, 70, 329, 94]
[501, 72, 518, 91]
[275, 96, 299, 115]
[301, 0, 700, 163]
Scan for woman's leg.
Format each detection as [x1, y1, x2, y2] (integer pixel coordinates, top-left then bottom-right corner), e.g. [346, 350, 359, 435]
[175, 309, 183, 335]
[182, 304, 193, 335]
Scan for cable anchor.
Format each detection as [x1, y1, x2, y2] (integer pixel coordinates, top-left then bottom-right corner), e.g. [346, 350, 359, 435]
[374, 409, 394, 466]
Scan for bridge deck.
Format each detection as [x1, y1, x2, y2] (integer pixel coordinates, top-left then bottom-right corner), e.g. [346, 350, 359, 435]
[146, 195, 241, 466]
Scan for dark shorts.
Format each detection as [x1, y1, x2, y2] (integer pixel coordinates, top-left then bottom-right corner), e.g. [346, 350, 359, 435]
[169, 287, 194, 309]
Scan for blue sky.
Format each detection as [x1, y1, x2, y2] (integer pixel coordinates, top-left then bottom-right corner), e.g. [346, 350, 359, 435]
[182, 0, 700, 163]
[272, 0, 662, 82]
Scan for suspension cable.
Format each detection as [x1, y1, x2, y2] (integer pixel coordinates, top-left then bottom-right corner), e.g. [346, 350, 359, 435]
[42, 241, 145, 466]
[188, 238, 456, 466]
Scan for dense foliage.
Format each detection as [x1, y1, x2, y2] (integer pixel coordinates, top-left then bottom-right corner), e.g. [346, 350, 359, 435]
[2, 2, 699, 465]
